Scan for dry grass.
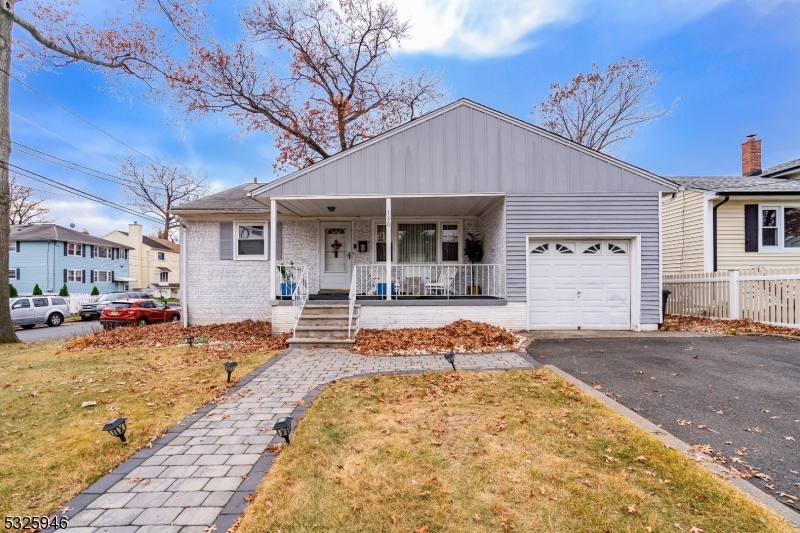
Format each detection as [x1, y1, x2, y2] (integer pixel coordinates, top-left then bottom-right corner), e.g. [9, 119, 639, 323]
[237, 369, 793, 533]
[0, 339, 279, 518]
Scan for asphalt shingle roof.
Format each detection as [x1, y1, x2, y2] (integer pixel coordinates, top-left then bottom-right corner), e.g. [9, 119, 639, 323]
[117, 232, 179, 252]
[11, 224, 134, 248]
[762, 158, 800, 177]
[171, 183, 267, 212]
[667, 176, 800, 193]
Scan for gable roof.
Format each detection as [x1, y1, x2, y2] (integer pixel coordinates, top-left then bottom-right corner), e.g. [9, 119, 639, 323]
[116, 231, 179, 252]
[762, 157, 800, 178]
[246, 99, 676, 199]
[668, 175, 800, 193]
[172, 183, 267, 213]
[11, 224, 134, 249]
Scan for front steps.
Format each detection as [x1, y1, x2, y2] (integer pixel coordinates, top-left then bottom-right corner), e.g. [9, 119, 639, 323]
[287, 303, 360, 347]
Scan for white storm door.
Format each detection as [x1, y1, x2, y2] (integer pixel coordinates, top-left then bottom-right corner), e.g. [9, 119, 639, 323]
[320, 222, 352, 289]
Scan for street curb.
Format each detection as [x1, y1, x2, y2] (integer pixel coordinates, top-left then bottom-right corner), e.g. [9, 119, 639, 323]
[544, 364, 800, 530]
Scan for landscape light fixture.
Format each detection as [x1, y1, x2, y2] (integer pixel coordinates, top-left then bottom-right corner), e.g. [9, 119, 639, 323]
[102, 417, 128, 443]
[223, 360, 238, 383]
[185, 335, 195, 347]
[273, 416, 293, 445]
[444, 350, 456, 371]
[327, 206, 335, 212]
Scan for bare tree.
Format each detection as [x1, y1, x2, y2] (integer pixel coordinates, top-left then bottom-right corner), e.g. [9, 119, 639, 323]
[532, 57, 679, 153]
[118, 157, 210, 240]
[9, 173, 49, 224]
[169, 0, 446, 170]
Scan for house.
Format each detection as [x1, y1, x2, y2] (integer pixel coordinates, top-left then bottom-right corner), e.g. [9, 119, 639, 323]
[663, 135, 800, 274]
[9, 223, 134, 294]
[173, 99, 678, 339]
[103, 223, 181, 299]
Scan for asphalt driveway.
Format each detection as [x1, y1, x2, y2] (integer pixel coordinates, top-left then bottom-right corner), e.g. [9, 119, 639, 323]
[529, 334, 800, 515]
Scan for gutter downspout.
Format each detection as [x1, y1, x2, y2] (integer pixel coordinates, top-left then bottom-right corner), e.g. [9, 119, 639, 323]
[712, 196, 730, 272]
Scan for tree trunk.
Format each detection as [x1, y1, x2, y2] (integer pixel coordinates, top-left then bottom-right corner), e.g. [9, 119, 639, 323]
[0, 3, 20, 343]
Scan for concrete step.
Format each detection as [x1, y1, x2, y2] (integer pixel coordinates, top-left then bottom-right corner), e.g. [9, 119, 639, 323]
[297, 317, 353, 327]
[287, 337, 355, 346]
[294, 325, 354, 339]
[302, 305, 355, 316]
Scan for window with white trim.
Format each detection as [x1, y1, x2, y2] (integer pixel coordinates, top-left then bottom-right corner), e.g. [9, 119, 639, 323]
[8, 241, 16, 252]
[67, 243, 82, 256]
[157, 252, 165, 261]
[235, 223, 267, 258]
[95, 271, 113, 283]
[67, 269, 83, 283]
[760, 205, 800, 250]
[8, 269, 16, 280]
[94, 246, 111, 258]
[374, 221, 462, 264]
[159, 271, 169, 283]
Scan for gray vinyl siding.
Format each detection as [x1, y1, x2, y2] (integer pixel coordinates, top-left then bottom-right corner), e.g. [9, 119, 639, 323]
[262, 103, 669, 198]
[506, 193, 661, 325]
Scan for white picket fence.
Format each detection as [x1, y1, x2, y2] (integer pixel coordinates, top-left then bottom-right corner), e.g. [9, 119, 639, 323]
[19, 293, 99, 313]
[663, 268, 800, 327]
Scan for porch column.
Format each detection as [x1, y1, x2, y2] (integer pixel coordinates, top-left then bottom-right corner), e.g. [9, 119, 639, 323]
[270, 198, 277, 301]
[385, 197, 391, 301]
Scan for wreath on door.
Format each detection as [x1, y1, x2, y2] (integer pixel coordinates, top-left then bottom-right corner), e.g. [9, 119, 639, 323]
[331, 239, 342, 258]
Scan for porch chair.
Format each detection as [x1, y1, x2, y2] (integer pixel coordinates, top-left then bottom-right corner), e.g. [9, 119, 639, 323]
[366, 265, 386, 295]
[425, 266, 457, 296]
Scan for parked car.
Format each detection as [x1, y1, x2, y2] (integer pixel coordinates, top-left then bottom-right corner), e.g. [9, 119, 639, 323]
[100, 299, 181, 328]
[79, 291, 151, 321]
[10, 296, 69, 328]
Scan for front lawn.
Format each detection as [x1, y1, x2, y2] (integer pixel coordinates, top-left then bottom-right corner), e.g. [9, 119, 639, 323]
[237, 369, 793, 533]
[0, 339, 279, 518]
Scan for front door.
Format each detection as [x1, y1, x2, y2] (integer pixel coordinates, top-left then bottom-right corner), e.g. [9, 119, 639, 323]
[320, 222, 352, 290]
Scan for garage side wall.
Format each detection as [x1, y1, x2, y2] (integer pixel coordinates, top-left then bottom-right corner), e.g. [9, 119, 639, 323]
[506, 193, 661, 325]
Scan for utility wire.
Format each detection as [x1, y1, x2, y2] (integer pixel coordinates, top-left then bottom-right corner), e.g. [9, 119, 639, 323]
[0, 66, 179, 175]
[2, 161, 161, 224]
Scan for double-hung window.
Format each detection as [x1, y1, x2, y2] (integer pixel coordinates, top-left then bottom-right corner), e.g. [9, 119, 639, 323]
[159, 271, 169, 283]
[235, 223, 267, 258]
[67, 243, 82, 256]
[8, 269, 16, 280]
[67, 269, 83, 283]
[94, 246, 111, 259]
[8, 241, 16, 252]
[760, 205, 800, 250]
[95, 271, 113, 283]
[157, 252, 165, 261]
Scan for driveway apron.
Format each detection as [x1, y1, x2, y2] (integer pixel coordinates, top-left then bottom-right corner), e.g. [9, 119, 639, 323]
[53, 348, 535, 533]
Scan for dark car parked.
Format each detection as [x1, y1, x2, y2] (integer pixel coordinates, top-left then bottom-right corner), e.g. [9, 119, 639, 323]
[100, 299, 181, 328]
[80, 292, 151, 321]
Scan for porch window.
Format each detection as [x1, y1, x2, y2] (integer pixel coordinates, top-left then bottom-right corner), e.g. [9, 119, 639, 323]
[397, 223, 436, 263]
[235, 223, 266, 257]
[759, 205, 800, 250]
[376, 224, 387, 262]
[762, 208, 778, 247]
[441, 224, 459, 262]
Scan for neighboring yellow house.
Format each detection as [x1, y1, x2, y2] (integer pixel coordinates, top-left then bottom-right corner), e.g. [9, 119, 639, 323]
[663, 135, 800, 274]
[103, 222, 181, 299]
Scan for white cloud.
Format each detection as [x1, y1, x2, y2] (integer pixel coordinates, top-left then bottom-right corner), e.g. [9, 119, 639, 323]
[44, 198, 142, 238]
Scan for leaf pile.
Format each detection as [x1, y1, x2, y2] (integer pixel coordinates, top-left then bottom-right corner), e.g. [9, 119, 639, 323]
[352, 320, 523, 356]
[663, 315, 800, 337]
[63, 320, 289, 353]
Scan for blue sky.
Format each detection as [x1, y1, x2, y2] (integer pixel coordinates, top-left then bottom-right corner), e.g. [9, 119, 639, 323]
[11, 0, 800, 236]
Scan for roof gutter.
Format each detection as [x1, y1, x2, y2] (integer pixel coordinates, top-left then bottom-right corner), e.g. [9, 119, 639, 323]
[712, 195, 730, 272]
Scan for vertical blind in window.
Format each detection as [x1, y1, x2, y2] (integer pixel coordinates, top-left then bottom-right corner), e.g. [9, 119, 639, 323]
[397, 223, 436, 263]
[441, 224, 458, 262]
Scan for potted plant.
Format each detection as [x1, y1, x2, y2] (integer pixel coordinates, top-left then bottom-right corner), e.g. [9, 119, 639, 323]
[464, 233, 484, 295]
[276, 261, 296, 298]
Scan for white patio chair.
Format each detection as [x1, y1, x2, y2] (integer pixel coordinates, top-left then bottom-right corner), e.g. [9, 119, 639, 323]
[425, 266, 457, 296]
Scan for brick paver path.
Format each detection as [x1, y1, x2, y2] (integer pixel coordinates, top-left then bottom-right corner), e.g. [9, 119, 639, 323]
[60, 348, 534, 532]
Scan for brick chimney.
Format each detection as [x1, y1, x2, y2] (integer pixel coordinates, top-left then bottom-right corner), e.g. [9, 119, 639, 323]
[742, 134, 762, 176]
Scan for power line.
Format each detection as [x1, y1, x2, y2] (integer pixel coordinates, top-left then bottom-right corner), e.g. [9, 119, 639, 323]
[2, 161, 161, 224]
[0, 66, 179, 175]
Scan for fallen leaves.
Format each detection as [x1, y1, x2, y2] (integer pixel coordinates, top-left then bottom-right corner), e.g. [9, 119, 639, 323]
[663, 315, 800, 337]
[352, 320, 522, 356]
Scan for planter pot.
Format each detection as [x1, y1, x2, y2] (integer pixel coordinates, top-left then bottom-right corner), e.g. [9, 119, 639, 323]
[280, 283, 297, 297]
[467, 285, 482, 295]
[377, 282, 396, 296]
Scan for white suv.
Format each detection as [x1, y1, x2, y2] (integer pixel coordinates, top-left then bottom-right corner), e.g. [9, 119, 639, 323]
[10, 296, 69, 328]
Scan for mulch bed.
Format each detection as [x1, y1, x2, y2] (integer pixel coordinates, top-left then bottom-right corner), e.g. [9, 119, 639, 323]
[63, 320, 290, 352]
[663, 315, 800, 337]
[352, 319, 524, 356]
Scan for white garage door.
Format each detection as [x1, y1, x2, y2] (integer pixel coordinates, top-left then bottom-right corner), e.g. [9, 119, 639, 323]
[528, 239, 631, 330]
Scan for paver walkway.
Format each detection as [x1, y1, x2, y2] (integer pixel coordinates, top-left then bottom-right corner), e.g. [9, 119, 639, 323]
[57, 348, 535, 532]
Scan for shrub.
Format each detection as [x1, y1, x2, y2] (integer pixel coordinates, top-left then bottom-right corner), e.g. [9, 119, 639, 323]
[90, 286, 100, 296]
[9, 284, 17, 298]
[32, 283, 43, 295]
[58, 284, 69, 297]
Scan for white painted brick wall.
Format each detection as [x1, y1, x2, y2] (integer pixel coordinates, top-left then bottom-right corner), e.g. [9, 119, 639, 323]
[281, 219, 320, 294]
[359, 302, 526, 331]
[480, 199, 506, 266]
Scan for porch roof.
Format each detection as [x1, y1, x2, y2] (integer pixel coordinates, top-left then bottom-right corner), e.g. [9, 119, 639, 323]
[269, 194, 503, 217]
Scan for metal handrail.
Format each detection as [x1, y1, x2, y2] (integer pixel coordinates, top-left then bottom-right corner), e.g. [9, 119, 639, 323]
[291, 265, 308, 336]
[347, 267, 357, 338]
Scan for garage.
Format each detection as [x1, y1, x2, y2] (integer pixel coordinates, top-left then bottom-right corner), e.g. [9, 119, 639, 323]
[527, 239, 632, 330]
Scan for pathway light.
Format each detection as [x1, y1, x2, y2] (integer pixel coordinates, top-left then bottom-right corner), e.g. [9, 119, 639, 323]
[273, 416, 293, 445]
[102, 417, 128, 443]
[224, 360, 238, 383]
[444, 350, 456, 371]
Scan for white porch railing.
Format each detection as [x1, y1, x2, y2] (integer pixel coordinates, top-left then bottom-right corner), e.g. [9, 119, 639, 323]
[353, 264, 506, 299]
[291, 266, 309, 335]
[663, 268, 800, 326]
[348, 268, 357, 338]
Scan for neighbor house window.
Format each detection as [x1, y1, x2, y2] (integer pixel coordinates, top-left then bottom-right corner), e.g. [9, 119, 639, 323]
[8, 241, 16, 252]
[157, 252, 165, 261]
[760, 205, 800, 250]
[8, 269, 16, 280]
[95, 271, 113, 283]
[67, 269, 83, 283]
[159, 271, 169, 283]
[235, 223, 266, 258]
[67, 243, 82, 256]
[94, 246, 111, 258]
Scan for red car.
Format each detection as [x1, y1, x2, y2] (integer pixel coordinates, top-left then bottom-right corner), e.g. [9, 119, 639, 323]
[100, 299, 181, 328]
